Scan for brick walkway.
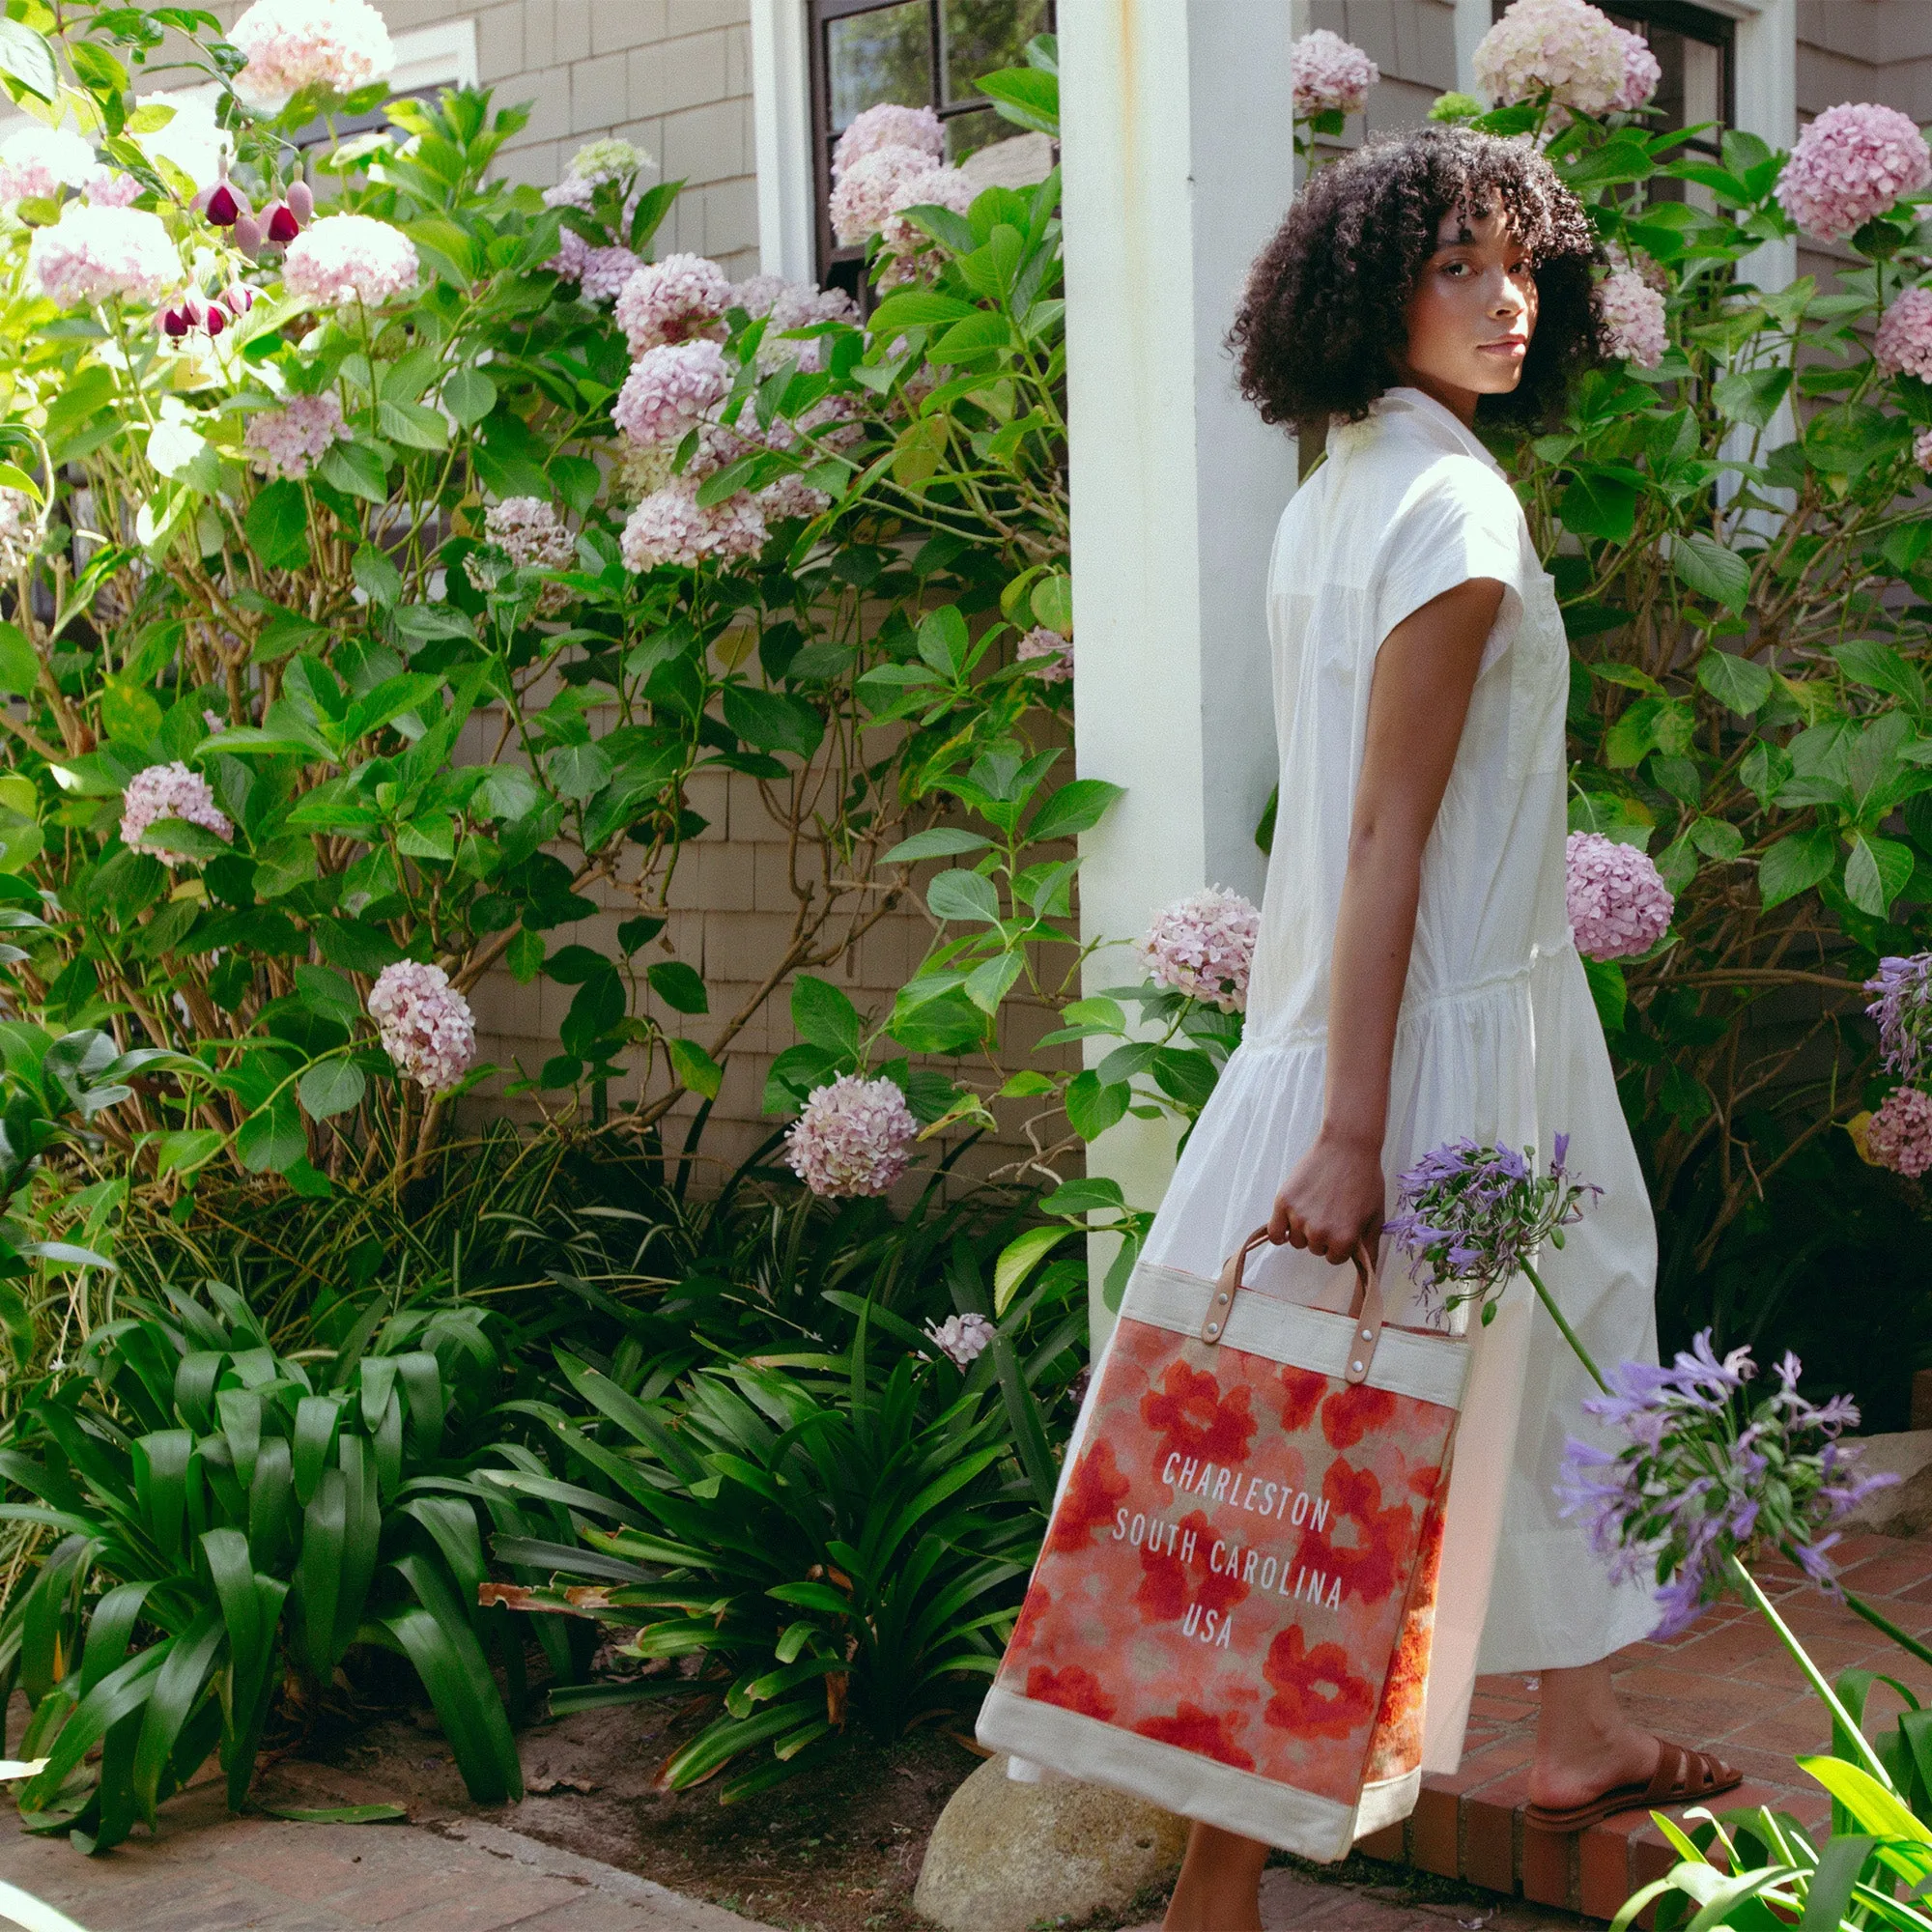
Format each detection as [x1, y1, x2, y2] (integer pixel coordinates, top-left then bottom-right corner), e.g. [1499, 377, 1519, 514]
[1356, 1533, 1932, 1922]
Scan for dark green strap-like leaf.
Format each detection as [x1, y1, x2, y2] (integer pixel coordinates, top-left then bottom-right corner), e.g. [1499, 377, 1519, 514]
[292, 1395, 342, 1506]
[133, 1429, 195, 1564]
[1797, 1833, 1873, 1930]
[79, 1581, 154, 1700]
[334, 1435, 382, 1662]
[130, 1605, 224, 1828]
[297, 1468, 346, 1677]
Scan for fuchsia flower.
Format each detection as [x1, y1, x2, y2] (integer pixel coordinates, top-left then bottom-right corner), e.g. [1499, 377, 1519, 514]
[1876, 287, 1932, 382]
[1865, 1086, 1932, 1178]
[611, 339, 730, 448]
[1016, 626, 1072, 683]
[120, 762, 234, 866]
[784, 1072, 920, 1197]
[228, 0, 394, 110]
[1560, 1336, 1893, 1636]
[1597, 270, 1667, 368]
[282, 213, 416, 308]
[1472, 0, 1627, 115]
[613, 252, 733, 354]
[1290, 30, 1379, 118]
[28, 204, 178, 309]
[618, 476, 766, 571]
[1136, 887, 1260, 1012]
[1565, 832, 1673, 959]
[833, 102, 944, 178]
[1776, 102, 1932, 242]
[242, 390, 347, 480]
[368, 960, 475, 1094]
[925, 1312, 995, 1368]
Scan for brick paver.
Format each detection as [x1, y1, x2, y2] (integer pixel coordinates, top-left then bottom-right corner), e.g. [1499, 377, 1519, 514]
[1122, 1863, 1585, 1929]
[1365, 1534, 1932, 1923]
[0, 1785, 760, 1932]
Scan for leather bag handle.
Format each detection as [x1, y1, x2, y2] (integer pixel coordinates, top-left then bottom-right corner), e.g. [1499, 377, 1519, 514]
[1199, 1226, 1389, 1385]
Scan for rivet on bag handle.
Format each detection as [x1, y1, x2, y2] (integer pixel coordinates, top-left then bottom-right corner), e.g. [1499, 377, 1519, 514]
[1199, 1226, 1389, 1384]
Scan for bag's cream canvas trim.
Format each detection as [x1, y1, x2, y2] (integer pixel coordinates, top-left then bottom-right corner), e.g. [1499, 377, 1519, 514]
[1124, 1261, 1470, 1412]
[977, 1687, 1360, 1861]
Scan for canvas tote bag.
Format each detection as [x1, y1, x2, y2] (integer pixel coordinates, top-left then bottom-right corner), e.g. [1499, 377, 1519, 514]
[977, 1229, 1470, 1861]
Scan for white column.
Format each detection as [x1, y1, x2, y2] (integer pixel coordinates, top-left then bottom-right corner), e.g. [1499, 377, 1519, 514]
[1061, 0, 1298, 1332]
[1724, 0, 1799, 294]
[749, 0, 816, 282]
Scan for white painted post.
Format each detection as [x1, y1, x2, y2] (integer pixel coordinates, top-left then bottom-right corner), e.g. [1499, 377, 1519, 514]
[1060, 0, 1299, 1334]
[749, 0, 816, 282]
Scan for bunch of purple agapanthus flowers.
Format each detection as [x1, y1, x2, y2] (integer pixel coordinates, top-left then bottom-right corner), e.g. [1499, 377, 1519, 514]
[1558, 1336, 1894, 1637]
[1384, 1132, 1600, 1320]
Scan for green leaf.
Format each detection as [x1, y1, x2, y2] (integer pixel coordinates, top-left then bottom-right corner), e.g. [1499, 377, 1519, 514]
[1029, 575, 1072, 635]
[1559, 471, 1637, 542]
[1689, 816, 1744, 862]
[993, 1225, 1072, 1317]
[295, 964, 362, 1025]
[1064, 1069, 1130, 1142]
[1670, 532, 1750, 613]
[256, 1804, 408, 1824]
[1713, 365, 1792, 430]
[1582, 956, 1627, 1032]
[298, 1060, 366, 1120]
[244, 480, 311, 572]
[318, 440, 390, 504]
[0, 20, 57, 99]
[722, 687, 823, 760]
[881, 827, 992, 864]
[1758, 826, 1834, 909]
[236, 1104, 305, 1174]
[1796, 1754, 1930, 1844]
[0, 623, 38, 697]
[791, 975, 861, 1057]
[547, 742, 611, 802]
[666, 1036, 722, 1099]
[926, 868, 1001, 923]
[1026, 779, 1124, 844]
[1845, 832, 1915, 917]
[977, 64, 1060, 135]
[1694, 649, 1772, 716]
[645, 961, 709, 1014]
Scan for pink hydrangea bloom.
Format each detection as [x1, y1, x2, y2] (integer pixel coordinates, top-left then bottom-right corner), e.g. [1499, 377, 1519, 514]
[1876, 287, 1932, 382]
[282, 213, 418, 309]
[1290, 29, 1379, 118]
[1565, 831, 1674, 959]
[121, 761, 234, 866]
[464, 497, 577, 612]
[368, 960, 475, 1094]
[29, 204, 178, 308]
[784, 1072, 920, 1197]
[84, 168, 142, 209]
[1472, 0, 1626, 114]
[0, 126, 97, 205]
[1599, 268, 1668, 368]
[612, 339, 730, 447]
[833, 102, 944, 179]
[1016, 625, 1072, 683]
[1916, 428, 1932, 472]
[1776, 102, 1932, 242]
[228, 0, 394, 109]
[1865, 1086, 1932, 1179]
[546, 225, 590, 284]
[544, 137, 651, 206]
[613, 252, 733, 354]
[879, 162, 976, 256]
[757, 471, 832, 522]
[1610, 26, 1662, 111]
[619, 475, 767, 571]
[1137, 886, 1262, 1011]
[924, 1312, 995, 1368]
[581, 244, 642, 303]
[242, 390, 347, 480]
[736, 276, 858, 371]
[829, 143, 932, 246]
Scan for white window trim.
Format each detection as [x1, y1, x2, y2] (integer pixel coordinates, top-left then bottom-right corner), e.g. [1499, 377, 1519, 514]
[750, 0, 815, 282]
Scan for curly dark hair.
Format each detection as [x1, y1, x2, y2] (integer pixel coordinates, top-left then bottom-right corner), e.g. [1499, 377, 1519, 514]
[1230, 125, 1605, 430]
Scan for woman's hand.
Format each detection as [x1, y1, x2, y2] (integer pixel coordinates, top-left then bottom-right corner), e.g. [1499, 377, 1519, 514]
[1268, 1126, 1385, 1263]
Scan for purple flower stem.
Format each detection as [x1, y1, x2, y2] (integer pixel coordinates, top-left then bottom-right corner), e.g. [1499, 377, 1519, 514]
[1520, 1261, 1609, 1394]
[1727, 1553, 1894, 1790]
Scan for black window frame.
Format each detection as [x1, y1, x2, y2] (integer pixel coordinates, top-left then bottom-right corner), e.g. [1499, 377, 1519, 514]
[807, 0, 1056, 295]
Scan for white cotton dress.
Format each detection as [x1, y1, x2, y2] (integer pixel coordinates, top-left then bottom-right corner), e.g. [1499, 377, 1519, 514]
[1136, 385, 1662, 1780]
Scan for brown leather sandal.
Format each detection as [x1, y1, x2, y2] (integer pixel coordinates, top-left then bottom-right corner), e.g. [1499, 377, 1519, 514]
[1522, 1737, 1743, 1833]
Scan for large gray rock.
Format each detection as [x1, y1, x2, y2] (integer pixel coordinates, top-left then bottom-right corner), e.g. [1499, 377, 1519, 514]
[914, 1753, 1189, 1932]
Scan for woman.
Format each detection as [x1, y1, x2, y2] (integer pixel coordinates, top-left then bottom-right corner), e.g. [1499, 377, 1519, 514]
[1147, 128, 1740, 1929]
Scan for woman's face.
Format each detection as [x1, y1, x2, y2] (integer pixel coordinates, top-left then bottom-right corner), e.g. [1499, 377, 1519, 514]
[1400, 204, 1538, 423]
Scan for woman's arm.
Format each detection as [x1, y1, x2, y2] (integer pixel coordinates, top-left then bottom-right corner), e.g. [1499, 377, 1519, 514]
[1268, 576, 1506, 1264]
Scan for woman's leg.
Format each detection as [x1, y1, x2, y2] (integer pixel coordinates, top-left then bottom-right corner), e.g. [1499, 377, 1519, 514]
[1161, 1822, 1271, 1932]
[1527, 1659, 1658, 1809]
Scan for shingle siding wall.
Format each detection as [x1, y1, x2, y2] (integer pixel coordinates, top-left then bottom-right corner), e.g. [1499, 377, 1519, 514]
[1309, 0, 1460, 130]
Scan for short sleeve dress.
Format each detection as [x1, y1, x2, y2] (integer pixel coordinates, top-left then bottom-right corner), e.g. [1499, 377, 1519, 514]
[1136, 386, 1662, 1777]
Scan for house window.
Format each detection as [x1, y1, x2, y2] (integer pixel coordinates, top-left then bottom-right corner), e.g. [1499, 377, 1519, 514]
[1602, 1, 1734, 198]
[808, 0, 1055, 298]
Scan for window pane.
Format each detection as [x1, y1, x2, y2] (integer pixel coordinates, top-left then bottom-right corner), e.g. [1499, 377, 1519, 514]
[940, 0, 1048, 108]
[828, 1, 931, 131]
[951, 116, 1055, 185]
